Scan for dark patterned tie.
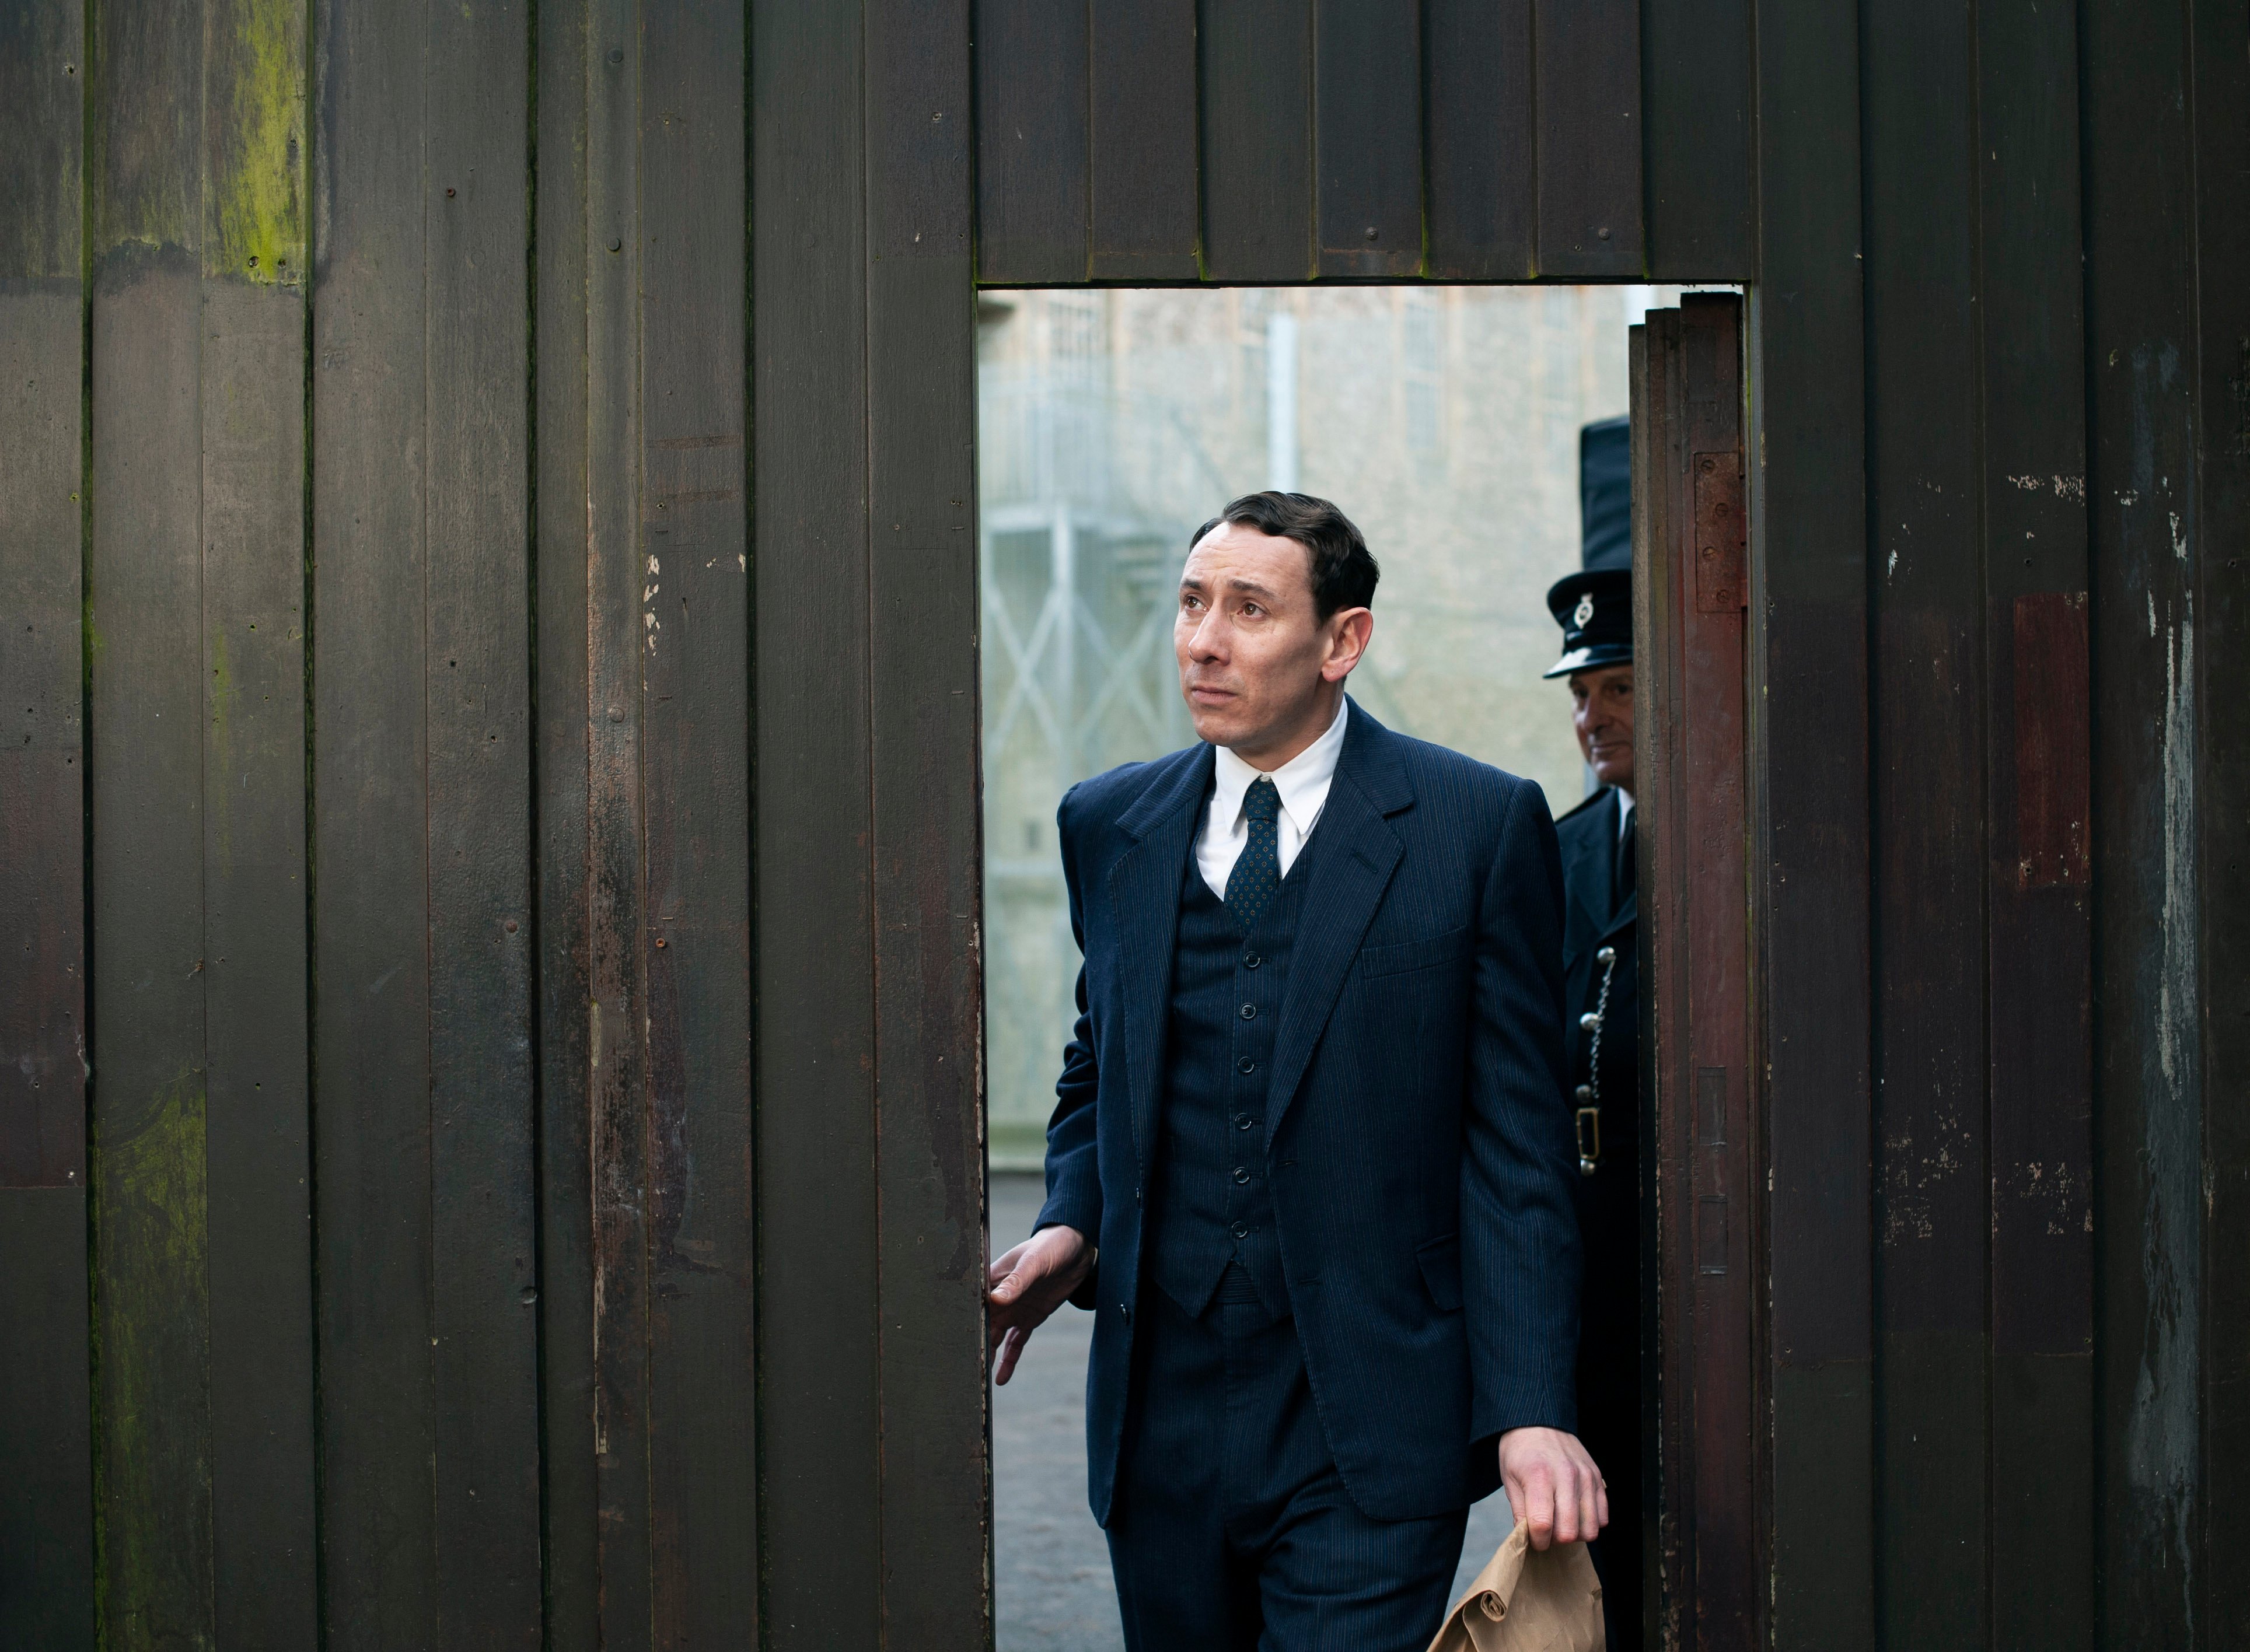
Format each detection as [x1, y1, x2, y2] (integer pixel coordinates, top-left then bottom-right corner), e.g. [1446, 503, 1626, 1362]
[1225, 776, 1283, 933]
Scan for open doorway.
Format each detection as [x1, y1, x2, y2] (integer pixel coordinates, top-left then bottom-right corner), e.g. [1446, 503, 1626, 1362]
[978, 285, 1712, 1649]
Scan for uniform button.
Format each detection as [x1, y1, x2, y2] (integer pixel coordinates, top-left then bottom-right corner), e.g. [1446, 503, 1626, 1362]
[1232, 1167, 1251, 1185]
[1574, 1084, 1593, 1103]
[1236, 1056, 1256, 1074]
[1244, 953, 1263, 968]
[1580, 1011, 1603, 1032]
[1240, 1003, 1257, 1020]
[1234, 1113, 1256, 1131]
[1231, 1221, 1250, 1240]
[1119, 1304, 1132, 1323]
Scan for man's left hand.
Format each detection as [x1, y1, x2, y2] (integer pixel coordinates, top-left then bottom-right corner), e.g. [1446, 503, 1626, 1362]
[1496, 1426, 1608, 1550]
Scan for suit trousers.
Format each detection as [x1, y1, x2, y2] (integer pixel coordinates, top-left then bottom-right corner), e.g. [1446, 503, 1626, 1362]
[1105, 1277, 1469, 1652]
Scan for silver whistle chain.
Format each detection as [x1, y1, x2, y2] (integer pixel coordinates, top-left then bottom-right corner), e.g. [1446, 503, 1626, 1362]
[1575, 944, 1618, 1177]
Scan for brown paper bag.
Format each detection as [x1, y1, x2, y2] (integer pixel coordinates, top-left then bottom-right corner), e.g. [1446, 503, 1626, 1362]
[1424, 1520, 1605, 1652]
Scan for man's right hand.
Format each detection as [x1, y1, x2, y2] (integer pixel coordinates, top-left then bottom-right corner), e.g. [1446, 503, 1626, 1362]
[987, 1224, 1095, 1385]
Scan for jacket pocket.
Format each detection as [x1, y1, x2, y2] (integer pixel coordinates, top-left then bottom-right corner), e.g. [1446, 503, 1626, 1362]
[1358, 925, 1471, 979]
[1415, 1234, 1463, 1313]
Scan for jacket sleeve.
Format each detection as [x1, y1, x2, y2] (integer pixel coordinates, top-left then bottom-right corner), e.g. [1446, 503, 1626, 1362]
[1461, 775, 1583, 1440]
[1036, 785, 1104, 1290]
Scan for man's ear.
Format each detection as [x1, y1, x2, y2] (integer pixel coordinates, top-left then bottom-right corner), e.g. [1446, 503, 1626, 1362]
[1321, 607, 1374, 682]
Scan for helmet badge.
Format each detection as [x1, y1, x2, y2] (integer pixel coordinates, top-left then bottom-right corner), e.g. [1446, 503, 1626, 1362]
[1573, 592, 1596, 628]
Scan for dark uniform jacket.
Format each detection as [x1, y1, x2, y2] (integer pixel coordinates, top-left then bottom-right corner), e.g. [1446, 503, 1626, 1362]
[1037, 703, 1584, 1525]
[1556, 787, 1638, 1181]
[1555, 784, 1644, 1648]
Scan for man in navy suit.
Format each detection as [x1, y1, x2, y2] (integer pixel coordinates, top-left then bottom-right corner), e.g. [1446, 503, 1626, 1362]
[989, 492, 1603, 1649]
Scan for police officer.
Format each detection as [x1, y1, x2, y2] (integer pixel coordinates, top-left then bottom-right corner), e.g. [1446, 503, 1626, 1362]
[1542, 415, 1642, 1651]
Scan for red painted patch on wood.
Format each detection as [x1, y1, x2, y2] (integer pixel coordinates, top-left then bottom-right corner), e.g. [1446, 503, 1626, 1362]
[1693, 450, 1747, 612]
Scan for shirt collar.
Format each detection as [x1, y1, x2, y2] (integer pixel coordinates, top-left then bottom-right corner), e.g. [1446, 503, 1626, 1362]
[1616, 788, 1634, 838]
[1213, 694, 1352, 837]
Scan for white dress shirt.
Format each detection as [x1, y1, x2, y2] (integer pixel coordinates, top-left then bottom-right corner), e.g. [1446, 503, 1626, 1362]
[1196, 694, 1351, 900]
[1616, 787, 1634, 841]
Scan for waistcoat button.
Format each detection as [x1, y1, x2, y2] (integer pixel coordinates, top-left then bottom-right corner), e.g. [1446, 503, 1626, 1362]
[1232, 1167, 1250, 1185]
[1230, 1221, 1250, 1240]
[1239, 1003, 1256, 1020]
[1244, 953, 1262, 968]
[1236, 1056, 1256, 1074]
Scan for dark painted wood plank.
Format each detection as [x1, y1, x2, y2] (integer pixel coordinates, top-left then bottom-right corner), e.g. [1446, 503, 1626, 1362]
[0, 284, 85, 1188]
[0, 15, 91, 1636]
[1864, 3, 1989, 1640]
[1993, 1352, 2094, 1651]
[2080, 1, 2204, 1643]
[0, 0, 83, 294]
[973, 0, 1088, 282]
[198, 0, 320, 1637]
[1313, 0, 1420, 276]
[638, 0, 757, 1641]
[312, 0, 438, 1631]
[1972, 2, 2094, 1641]
[89, 0, 215, 1634]
[867, 0, 987, 1640]
[583, 0, 656, 1634]
[0, 0, 88, 1200]
[1678, 294, 1756, 1648]
[752, 0, 882, 1644]
[1199, 0, 1314, 282]
[1639, 0, 1753, 281]
[2189, 0, 2250, 1637]
[423, 0, 543, 1637]
[1423, 0, 1532, 280]
[1747, 2, 1873, 1646]
[1641, 298, 1758, 1645]
[533, 0, 600, 1640]
[0, 1190, 95, 1648]
[1088, 0, 1199, 279]
[1631, 312, 1691, 1650]
[1532, 0, 1643, 276]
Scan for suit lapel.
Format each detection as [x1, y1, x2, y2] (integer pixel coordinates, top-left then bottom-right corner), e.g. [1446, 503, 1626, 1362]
[1263, 707, 1410, 1146]
[1602, 887, 1637, 945]
[1560, 789, 1616, 965]
[1108, 746, 1213, 1169]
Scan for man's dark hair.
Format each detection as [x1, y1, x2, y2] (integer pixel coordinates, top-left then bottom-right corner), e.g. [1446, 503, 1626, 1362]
[1190, 491, 1380, 620]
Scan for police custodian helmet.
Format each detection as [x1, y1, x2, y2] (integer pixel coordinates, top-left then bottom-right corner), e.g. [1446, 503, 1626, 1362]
[1543, 415, 1633, 680]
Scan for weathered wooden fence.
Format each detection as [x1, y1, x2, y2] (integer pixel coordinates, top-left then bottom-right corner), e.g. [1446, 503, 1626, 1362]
[2, 0, 2246, 1647]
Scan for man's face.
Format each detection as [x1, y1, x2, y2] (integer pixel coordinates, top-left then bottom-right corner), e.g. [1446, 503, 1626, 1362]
[1569, 664, 1635, 793]
[1175, 522, 1369, 761]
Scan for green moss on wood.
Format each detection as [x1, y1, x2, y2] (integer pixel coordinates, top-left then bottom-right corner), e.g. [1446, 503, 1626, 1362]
[205, 0, 305, 284]
[97, 1066, 214, 1651]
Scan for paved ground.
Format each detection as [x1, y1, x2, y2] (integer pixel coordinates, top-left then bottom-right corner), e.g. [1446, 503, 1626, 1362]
[991, 1173, 1515, 1651]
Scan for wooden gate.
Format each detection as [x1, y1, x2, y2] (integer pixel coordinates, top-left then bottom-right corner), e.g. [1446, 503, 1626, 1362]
[1636, 294, 1758, 1648]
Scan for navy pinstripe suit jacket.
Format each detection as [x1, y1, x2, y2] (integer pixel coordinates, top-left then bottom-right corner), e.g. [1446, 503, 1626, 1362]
[1038, 699, 1583, 1525]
